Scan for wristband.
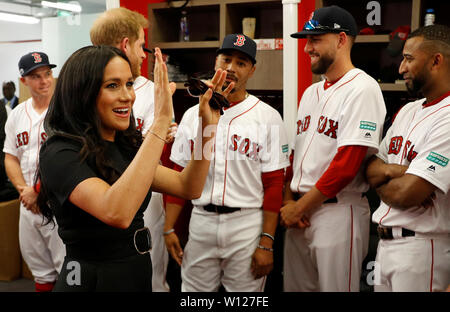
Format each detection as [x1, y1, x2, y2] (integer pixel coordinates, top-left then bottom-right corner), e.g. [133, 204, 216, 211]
[256, 244, 274, 252]
[260, 232, 275, 241]
[163, 229, 175, 236]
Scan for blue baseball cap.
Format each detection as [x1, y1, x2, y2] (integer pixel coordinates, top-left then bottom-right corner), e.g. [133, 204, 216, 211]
[291, 6, 358, 38]
[217, 34, 257, 64]
[18, 52, 56, 77]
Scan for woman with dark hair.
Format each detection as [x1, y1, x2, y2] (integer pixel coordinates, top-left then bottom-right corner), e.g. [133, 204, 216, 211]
[36, 45, 227, 291]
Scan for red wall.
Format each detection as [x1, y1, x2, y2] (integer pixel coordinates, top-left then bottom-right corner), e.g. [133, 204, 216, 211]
[297, 0, 315, 105]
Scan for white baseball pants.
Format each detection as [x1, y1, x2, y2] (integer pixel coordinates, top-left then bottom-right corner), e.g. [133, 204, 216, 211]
[374, 234, 450, 292]
[181, 207, 266, 292]
[19, 205, 65, 284]
[283, 195, 370, 292]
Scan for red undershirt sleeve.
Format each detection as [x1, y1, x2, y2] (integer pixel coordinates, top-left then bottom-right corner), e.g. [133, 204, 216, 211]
[261, 169, 285, 213]
[315, 145, 368, 198]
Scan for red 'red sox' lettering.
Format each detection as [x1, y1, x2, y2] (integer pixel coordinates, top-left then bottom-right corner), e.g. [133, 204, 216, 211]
[317, 116, 338, 139]
[136, 118, 144, 132]
[388, 136, 403, 155]
[297, 115, 311, 135]
[387, 136, 417, 162]
[402, 140, 418, 162]
[41, 132, 47, 144]
[16, 131, 29, 147]
[229, 134, 262, 161]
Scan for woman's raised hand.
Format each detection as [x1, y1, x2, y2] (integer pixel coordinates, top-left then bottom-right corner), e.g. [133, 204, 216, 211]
[153, 47, 174, 124]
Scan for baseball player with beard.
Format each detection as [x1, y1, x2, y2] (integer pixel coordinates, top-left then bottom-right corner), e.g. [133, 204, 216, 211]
[164, 34, 290, 292]
[3, 52, 65, 292]
[366, 24, 450, 292]
[281, 6, 386, 292]
[90, 8, 176, 291]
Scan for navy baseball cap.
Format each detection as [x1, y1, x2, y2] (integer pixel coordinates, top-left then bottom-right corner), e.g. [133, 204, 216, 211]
[217, 34, 257, 64]
[291, 5, 358, 38]
[18, 52, 56, 77]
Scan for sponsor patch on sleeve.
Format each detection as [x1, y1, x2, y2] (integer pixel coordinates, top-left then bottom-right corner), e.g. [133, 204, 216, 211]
[426, 152, 448, 167]
[282, 144, 289, 153]
[360, 121, 377, 131]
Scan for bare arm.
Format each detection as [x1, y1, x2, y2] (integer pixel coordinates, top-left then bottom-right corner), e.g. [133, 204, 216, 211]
[280, 186, 327, 228]
[365, 155, 408, 188]
[283, 179, 294, 204]
[376, 173, 437, 209]
[4, 153, 39, 213]
[4, 153, 27, 191]
[164, 201, 185, 266]
[151, 69, 232, 198]
[251, 210, 278, 279]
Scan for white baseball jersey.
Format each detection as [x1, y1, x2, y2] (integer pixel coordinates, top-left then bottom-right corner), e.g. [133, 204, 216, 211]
[133, 76, 155, 136]
[290, 68, 386, 195]
[3, 98, 47, 185]
[372, 95, 450, 234]
[170, 94, 290, 208]
[3, 97, 65, 284]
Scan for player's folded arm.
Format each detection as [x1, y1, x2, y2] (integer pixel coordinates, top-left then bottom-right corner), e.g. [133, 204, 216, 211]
[375, 173, 437, 209]
[379, 117, 450, 209]
[365, 155, 408, 189]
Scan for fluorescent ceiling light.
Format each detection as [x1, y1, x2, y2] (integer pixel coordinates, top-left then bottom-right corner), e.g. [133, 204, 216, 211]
[41, 1, 82, 13]
[0, 12, 40, 24]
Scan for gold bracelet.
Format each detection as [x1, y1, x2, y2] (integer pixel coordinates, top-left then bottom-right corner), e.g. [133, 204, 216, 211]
[149, 130, 167, 143]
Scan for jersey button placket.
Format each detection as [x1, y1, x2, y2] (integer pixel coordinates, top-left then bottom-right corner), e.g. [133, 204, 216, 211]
[212, 122, 226, 204]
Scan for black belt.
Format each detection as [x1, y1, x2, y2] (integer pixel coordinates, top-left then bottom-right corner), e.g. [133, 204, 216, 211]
[203, 204, 241, 214]
[292, 192, 337, 204]
[66, 227, 152, 261]
[377, 226, 415, 240]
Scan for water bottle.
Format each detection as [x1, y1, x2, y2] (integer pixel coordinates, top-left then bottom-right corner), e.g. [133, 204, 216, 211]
[424, 8, 435, 26]
[179, 10, 189, 41]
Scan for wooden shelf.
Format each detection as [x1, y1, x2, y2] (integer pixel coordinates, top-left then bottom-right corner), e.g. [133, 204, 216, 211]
[355, 35, 390, 43]
[148, 0, 283, 91]
[150, 41, 220, 49]
[379, 82, 407, 92]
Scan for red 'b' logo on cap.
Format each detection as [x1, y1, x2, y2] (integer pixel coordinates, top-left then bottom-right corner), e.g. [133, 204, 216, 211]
[31, 53, 42, 64]
[234, 35, 246, 47]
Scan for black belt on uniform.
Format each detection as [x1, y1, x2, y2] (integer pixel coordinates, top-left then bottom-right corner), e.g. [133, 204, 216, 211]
[203, 204, 241, 214]
[292, 192, 338, 204]
[377, 226, 415, 240]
